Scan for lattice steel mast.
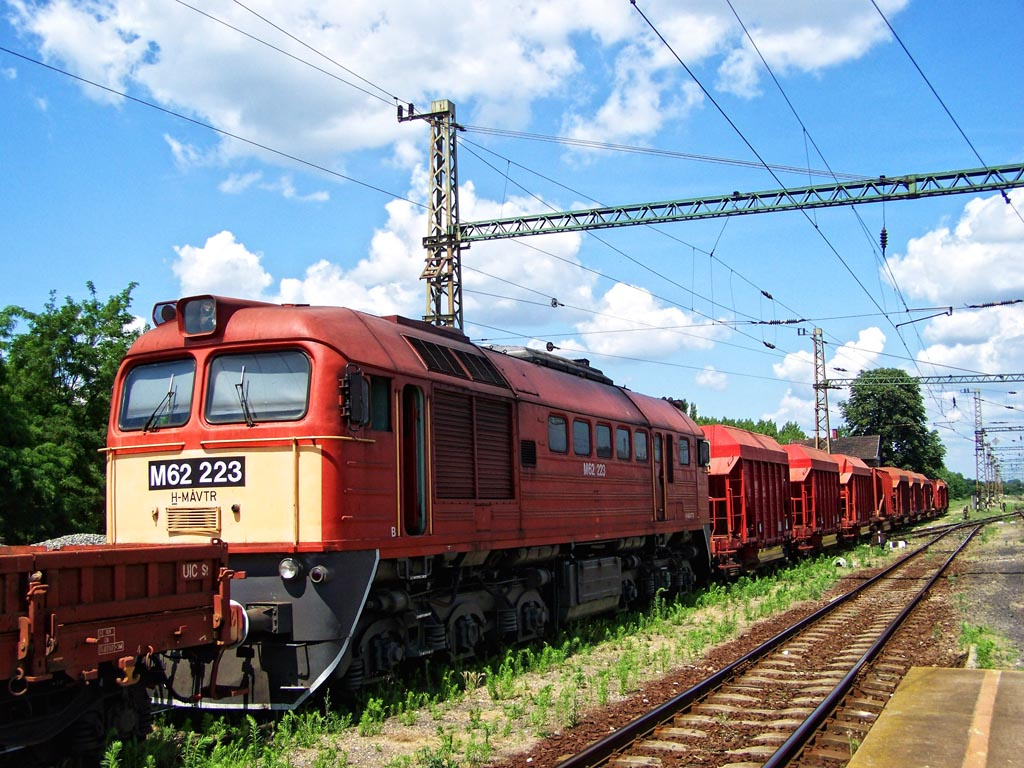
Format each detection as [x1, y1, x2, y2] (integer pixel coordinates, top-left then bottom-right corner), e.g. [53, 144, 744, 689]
[812, 328, 831, 452]
[398, 100, 465, 328]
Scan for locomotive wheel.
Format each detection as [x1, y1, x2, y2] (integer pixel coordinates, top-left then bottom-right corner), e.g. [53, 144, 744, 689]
[105, 683, 153, 743]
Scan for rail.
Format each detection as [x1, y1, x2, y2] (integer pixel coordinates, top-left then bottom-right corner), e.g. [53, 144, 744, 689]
[555, 526, 966, 768]
[762, 524, 980, 767]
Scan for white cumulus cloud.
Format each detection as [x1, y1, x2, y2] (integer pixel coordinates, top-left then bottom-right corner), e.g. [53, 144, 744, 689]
[172, 230, 274, 299]
[884, 190, 1024, 377]
[696, 365, 727, 390]
[8, 0, 913, 160]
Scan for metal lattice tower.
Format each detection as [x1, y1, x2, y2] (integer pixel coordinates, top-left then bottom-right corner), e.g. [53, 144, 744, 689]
[963, 388, 983, 507]
[398, 99, 465, 328]
[812, 328, 831, 452]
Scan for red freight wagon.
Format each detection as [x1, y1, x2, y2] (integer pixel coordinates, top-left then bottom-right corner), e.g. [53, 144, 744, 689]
[908, 472, 926, 520]
[834, 453, 875, 539]
[933, 478, 949, 514]
[703, 425, 789, 574]
[876, 466, 912, 525]
[920, 474, 936, 517]
[0, 541, 243, 753]
[782, 444, 841, 552]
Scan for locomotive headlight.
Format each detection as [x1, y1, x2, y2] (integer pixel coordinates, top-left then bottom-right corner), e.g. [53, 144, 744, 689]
[309, 565, 332, 584]
[181, 296, 218, 335]
[278, 557, 303, 580]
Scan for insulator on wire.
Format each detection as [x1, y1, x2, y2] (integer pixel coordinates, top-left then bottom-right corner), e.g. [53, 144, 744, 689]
[879, 227, 888, 253]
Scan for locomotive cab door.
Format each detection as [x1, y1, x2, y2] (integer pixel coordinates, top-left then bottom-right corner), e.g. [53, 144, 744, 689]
[401, 384, 428, 535]
[654, 433, 666, 521]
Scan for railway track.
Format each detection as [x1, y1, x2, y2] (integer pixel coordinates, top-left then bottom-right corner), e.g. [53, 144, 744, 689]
[556, 525, 981, 768]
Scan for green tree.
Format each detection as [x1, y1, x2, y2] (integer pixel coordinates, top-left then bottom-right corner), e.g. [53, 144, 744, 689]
[695, 415, 807, 443]
[664, 398, 698, 419]
[776, 421, 808, 444]
[0, 283, 139, 543]
[935, 467, 970, 500]
[838, 368, 945, 476]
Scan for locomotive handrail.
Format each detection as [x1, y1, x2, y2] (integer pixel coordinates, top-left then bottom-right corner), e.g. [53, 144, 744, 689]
[199, 434, 375, 448]
[99, 441, 186, 455]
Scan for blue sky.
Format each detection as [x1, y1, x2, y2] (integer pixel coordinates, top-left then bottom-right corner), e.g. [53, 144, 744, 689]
[2, 0, 1023, 479]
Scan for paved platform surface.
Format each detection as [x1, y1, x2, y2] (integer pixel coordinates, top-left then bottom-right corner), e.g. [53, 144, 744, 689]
[847, 667, 1023, 768]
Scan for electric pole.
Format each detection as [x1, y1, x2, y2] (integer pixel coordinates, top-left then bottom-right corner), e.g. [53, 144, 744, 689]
[398, 99, 465, 329]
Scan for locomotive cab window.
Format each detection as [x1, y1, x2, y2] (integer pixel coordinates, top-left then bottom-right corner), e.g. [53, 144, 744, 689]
[698, 438, 711, 467]
[548, 415, 568, 453]
[596, 423, 613, 458]
[616, 427, 631, 460]
[119, 358, 196, 431]
[635, 430, 649, 462]
[679, 437, 690, 466]
[370, 376, 392, 430]
[573, 419, 591, 456]
[206, 350, 310, 424]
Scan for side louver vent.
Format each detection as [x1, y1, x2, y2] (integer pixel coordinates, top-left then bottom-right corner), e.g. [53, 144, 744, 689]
[406, 336, 509, 388]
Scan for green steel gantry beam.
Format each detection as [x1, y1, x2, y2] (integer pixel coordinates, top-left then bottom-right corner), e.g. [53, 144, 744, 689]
[458, 164, 1024, 242]
[819, 373, 1024, 390]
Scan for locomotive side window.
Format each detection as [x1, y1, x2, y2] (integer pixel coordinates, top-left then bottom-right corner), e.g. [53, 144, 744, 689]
[635, 430, 649, 462]
[548, 415, 568, 453]
[369, 376, 391, 431]
[595, 424, 613, 459]
[616, 427, 631, 460]
[698, 438, 711, 467]
[679, 437, 691, 466]
[119, 358, 196, 431]
[206, 350, 310, 424]
[573, 419, 591, 456]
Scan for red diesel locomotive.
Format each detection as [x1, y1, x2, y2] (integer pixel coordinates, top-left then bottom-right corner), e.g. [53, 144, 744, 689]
[100, 294, 950, 713]
[106, 295, 712, 709]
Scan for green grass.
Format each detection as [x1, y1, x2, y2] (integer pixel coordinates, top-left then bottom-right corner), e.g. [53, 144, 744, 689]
[959, 623, 1012, 669]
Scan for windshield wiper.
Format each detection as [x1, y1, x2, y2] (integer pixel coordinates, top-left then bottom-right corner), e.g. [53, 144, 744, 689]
[235, 366, 256, 427]
[143, 374, 176, 433]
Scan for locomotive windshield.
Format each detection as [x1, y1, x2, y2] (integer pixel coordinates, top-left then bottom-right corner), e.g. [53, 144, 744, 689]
[119, 358, 196, 431]
[206, 350, 310, 424]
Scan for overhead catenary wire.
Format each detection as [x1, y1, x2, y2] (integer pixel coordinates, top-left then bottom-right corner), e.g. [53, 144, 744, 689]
[629, 1, 912, 346]
[173, 0, 400, 107]
[719, 0, 955, 414]
[229, 0, 402, 105]
[869, 0, 1024, 227]
[463, 125, 867, 180]
[132, 0, 972, 393]
[469, 322, 808, 387]
[0, 46, 423, 209]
